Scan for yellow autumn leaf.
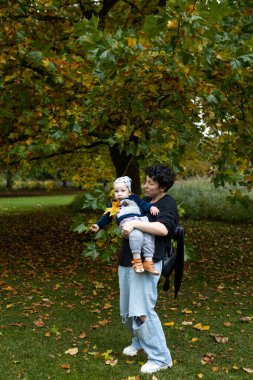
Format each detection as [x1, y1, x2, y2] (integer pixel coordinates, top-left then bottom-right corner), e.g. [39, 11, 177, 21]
[182, 309, 193, 314]
[167, 20, 178, 30]
[4, 285, 15, 291]
[191, 337, 199, 342]
[94, 281, 104, 289]
[101, 350, 113, 360]
[103, 303, 113, 309]
[133, 129, 143, 138]
[186, 4, 196, 13]
[194, 323, 203, 330]
[128, 37, 137, 48]
[95, 239, 106, 248]
[194, 323, 209, 331]
[42, 58, 50, 67]
[0, 56, 7, 64]
[104, 199, 120, 216]
[163, 321, 175, 326]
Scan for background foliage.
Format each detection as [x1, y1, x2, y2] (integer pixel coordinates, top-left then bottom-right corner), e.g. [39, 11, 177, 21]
[0, 0, 252, 194]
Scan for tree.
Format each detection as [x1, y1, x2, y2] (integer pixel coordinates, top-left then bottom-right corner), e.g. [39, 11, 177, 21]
[0, 0, 252, 195]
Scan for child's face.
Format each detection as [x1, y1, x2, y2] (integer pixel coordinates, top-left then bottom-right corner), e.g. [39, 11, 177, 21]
[114, 182, 130, 199]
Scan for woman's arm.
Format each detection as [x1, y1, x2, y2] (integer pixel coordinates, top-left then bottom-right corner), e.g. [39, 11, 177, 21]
[122, 220, 168, 237]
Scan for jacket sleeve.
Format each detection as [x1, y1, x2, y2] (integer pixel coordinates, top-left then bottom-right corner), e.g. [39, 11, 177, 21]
[130, 194, 152, 213]
[96, 204, 113, 229]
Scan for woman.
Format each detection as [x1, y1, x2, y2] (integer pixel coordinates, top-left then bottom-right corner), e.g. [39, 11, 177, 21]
[118, 164, 179, 374]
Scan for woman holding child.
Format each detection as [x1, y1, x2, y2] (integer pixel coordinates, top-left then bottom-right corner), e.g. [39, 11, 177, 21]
[118, 164, 178, 374]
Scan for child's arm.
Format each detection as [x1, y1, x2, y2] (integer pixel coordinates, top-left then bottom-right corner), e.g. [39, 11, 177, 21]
[130, 194, 159, 215]
[90, 204, 113, 232]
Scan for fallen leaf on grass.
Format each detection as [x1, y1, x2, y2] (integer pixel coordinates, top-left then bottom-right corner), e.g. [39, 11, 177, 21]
[98, 319, 110, 326]
[103, 303, 113, 309]
[201, 353, 215, 365]
[34, 319, 45, 328]
[239, 316, 251, 323]
[105, 358, 118, 366]
[182, 321, 193, 326]
[211, 333, 229, 343]
[191, 338, 199, 342]
[243, 368, 253, 373]
[9, 323, 26, 327]
[182, 309, 193, 314]
[4, 285, 16, 292]
[101, 349, 113, 360]
[163, 321, 175, 327]
[61, 363, 71, 369]
[65, 347, 78, 355]
[79, 332, 87, 339]
[224, 321, 232, 327]
[194, 323, 210, 331]
[87, 351, 99, 356]
[197, 374, 204, 379]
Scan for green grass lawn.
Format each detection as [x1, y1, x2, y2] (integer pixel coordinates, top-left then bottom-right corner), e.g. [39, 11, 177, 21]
[0, 194, 76, 213]
[0, 196, 252, 379]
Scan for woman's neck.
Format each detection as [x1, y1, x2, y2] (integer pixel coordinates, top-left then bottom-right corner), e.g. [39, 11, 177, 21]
[151, 192, 166, 203]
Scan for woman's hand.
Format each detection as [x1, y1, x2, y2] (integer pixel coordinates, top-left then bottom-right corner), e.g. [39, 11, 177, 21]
[122, 221, 136, 237]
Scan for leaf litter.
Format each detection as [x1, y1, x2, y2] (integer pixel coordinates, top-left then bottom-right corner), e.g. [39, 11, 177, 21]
[0, 211, 252, 378]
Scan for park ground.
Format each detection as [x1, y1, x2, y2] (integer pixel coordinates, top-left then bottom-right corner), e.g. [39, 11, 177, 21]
[0, 195, 252, 380]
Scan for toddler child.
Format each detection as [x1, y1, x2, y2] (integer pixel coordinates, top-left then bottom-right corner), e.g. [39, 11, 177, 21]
[90, 176, 160, 275]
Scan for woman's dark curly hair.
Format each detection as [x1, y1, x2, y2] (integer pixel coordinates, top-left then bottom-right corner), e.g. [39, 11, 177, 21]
[145, 165, 175, 192]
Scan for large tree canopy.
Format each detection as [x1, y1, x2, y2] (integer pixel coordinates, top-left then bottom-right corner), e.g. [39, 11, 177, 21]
[0, 0, 252, 193]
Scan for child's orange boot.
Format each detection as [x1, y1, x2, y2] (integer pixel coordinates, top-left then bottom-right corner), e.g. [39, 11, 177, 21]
[143, 260, 160, 275]
[132, 258, 144, 273]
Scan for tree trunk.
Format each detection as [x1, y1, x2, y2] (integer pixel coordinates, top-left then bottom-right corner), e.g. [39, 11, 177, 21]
[109, 144, 141, 194]
[6, 170, 14, 191]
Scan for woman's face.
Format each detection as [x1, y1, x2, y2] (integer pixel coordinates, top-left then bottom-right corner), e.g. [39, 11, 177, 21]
[144, 176, 164, 198]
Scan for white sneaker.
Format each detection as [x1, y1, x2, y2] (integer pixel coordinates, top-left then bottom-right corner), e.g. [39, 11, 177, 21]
[141, 360, 173, 374]
[122, 344, 139, 356]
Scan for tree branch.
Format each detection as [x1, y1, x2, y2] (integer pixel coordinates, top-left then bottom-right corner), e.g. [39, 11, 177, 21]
[9, 141, 106, 167]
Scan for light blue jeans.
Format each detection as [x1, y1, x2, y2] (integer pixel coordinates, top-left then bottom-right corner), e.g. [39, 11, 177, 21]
[118, 261, 172, 366]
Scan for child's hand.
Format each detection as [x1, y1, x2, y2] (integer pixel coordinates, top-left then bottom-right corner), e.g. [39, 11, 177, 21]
[90, 224, 99, 232]
[150, 206, 159, 215]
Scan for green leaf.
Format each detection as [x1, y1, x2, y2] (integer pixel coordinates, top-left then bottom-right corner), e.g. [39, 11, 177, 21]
[143, 15, 164, 39]
[70, 214, 87, 234]
[184, 239, 196, 261]
[83, 243, 100, 260]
